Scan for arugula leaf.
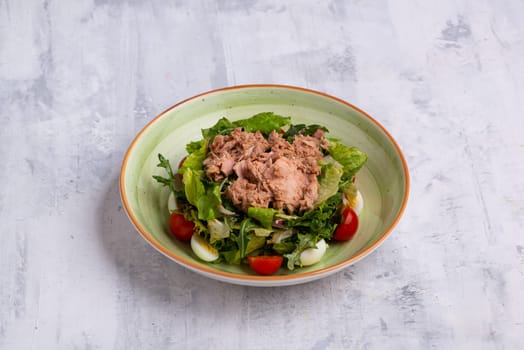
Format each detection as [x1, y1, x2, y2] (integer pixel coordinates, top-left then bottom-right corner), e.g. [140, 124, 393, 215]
[247, 207, 278, 229]
[152, 153, 180, 195]
[328, 140, 367, 181]
[284, 234, 318, 270]
[236, 218, 256, 258]
[233, 112, 291, 135]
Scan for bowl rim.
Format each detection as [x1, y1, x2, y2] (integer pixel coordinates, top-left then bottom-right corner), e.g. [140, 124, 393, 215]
[119, 84, 410, 284]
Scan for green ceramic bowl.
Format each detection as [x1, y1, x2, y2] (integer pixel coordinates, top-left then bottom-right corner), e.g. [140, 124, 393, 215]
[120, 85, 409, 287]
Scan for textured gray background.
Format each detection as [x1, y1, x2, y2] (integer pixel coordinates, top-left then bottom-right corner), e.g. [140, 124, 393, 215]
[1, 1, 523, 349]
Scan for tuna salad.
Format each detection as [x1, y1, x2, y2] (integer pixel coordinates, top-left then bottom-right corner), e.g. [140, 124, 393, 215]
[153, 112, 367, 274]
[204, 127, 327, 212]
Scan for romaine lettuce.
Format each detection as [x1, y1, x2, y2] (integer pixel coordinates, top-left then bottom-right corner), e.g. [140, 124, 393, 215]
[202, 112, 291, 138]
[316, 156, 344, 205]
[284, 234, 317, 270]
[247, 207, 278, 229]
[183, 169, 221, 220]
[233, 112, 291, 135]
[179, 139, 207, 173]
[328, 139, 367, 180]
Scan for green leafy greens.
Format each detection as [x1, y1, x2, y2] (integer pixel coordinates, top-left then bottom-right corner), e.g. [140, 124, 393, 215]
[328, 139, 368, 182]
[202, 112, 291, 138]
[284, 234, 318, 270]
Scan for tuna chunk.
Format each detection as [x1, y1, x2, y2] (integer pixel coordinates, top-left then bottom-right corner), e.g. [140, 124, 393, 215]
[203, 128, 270, 181]
[225, 178, 272, 211]
[205, 127, 325, 213]
[266, 158, 313, 212]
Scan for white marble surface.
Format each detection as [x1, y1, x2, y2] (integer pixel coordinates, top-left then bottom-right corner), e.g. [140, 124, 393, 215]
[1, 1, 523, 349]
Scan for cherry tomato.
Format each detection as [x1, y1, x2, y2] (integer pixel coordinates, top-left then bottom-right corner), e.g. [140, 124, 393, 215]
[247, 256, 284, 275]
[332, 207, 359, 241]
[169, 212, 195, 241]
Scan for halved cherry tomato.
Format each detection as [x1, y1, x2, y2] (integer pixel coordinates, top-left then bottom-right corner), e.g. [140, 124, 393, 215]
[247, 256, 284, 275]
[332, 207, 359, 241]
[169, 212, 195, 241]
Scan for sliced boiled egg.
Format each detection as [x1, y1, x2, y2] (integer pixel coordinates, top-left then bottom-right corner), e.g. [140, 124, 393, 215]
[351, 190, 363, 216]
[167, 191, 178, 213]
[191, 234, 219, 262]
[344, 189, 364, 216]
[300, 239, 327, 266]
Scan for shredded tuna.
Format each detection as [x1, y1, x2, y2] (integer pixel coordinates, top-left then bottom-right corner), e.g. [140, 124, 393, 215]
[204, 127, 325, 213]
[203, 128, 270, 181]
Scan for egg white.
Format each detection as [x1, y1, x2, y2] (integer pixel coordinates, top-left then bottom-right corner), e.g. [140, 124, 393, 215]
[352, 190, 363, 216]
[167, 192, 178, 213]
[191, 234, 219, 262]
[300, 239, 327, 266]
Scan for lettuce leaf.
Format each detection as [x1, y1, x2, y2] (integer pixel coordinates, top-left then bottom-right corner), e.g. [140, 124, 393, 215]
[202, 117, 235, 138]
[315, 156, 343, 205]
[222, 249, 240, 265]
[272, 240, 296, 255]
[246, 234, 266, 255]
[342, 182, 359, 208]
[201, 113, 291, 138]
[207, 219, 230, 242]
[247, 207, 278, 229]
[328, 140, 367, 180]
[179, 139, 207, 173]
[182, 168, 204, 208]
[186, 139, 206, 154]
[287, 193, 342, 240]
[199, 184, 222, 220]
[284, 234, 317, 270]
[252, 227, 273, 237]
[233, 112, 291, 135]
[183, 169, 221, 220]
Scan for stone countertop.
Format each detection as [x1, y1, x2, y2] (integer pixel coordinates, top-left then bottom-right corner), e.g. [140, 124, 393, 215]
[1, 1, 523, 349]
